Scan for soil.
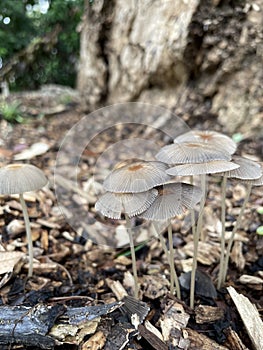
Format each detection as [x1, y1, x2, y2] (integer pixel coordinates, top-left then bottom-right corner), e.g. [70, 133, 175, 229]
[0, 101, 262, 350]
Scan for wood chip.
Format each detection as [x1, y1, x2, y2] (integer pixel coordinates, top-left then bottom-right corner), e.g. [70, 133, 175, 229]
[223, 327, 249, 350]
[227, 286, 263, 350]
[138, 324, 168, 350]
[182, 241, 220, 265]
[0, 251, 25, 275]
[81, 330, 106, 350]
[195, 305, 224, 324]
[186, 328, 229, 349]
[141, 274, 169, 299]
[238, 274, 263, 286]
[160, 300, 190, 347]
[106, 278, 128, 300]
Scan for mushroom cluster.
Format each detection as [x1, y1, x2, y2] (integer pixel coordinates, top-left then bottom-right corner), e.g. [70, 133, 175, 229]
[95, 129, 263, 307]
[95, 158, 202, 299]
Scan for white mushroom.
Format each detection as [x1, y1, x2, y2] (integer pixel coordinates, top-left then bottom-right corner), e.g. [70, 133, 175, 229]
[0, 163, 48, 277]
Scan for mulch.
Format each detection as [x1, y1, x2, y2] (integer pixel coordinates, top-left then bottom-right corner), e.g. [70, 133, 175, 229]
[0, 105, 262, 350]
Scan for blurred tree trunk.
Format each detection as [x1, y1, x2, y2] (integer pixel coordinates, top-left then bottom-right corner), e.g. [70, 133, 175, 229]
[77, 0, 263, 136]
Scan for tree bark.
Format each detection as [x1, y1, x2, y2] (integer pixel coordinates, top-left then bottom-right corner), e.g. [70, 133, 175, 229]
[77, 0, 263, 136]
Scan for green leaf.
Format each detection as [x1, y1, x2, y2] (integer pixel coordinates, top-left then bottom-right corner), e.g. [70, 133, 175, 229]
[256, 226, 263, 235]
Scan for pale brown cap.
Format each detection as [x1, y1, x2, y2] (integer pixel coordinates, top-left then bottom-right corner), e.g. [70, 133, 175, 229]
[156, 142, 231, 165]
[103, 159, 171, 193]
[0, 163, 48, 195]
[95, 188, 158, 219]
[166, 160, 240, 176]
[174, 130, 237, 155]
[216, 156, 262, 180]
[139, 182, 202, 221]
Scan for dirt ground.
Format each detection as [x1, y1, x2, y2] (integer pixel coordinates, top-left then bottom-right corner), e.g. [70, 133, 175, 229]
[0, 102, 262, 349]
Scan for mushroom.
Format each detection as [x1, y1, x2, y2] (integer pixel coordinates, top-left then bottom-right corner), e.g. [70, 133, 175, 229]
[96, 159, 171, 299]
[166, 159, 239, 306]
[95, 189, 158, 220]
[216, 157, 262, 287]
[155, 141, 232, 165]
[139, 182, 202, 298]
[0, 163, 48, 277]
[174, 130, 237, 155]
[156, 140, 232, 307]
[103, 159, 171, 193]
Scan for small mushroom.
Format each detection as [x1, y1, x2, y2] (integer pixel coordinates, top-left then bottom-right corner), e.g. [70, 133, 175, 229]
[216, 157, 262, 287]
[103, 159, 171, 193]
[0, 163, 48, 277]
[174, 130, 237, 155]
[166, 159, 239, 307]
[155, 142, 231, 165]
[139, 182, 202, 298]
[166, 160, 239, 177]
[97, 159, 170, 299]
[95, 189, 158, 220]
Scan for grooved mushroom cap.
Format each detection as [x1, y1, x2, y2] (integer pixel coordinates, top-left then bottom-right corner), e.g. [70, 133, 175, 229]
[95, 189, 158, 219]
[216, 156, 262, 180]
[139, 182, 202, 221]
[103, 159, 171, 193]
[166, 160, 240, 176]
[155, 142, 231, 165]
[0, 164, 48, 195]
[174, 130, 237, 155]
[238, 163, 263, 186]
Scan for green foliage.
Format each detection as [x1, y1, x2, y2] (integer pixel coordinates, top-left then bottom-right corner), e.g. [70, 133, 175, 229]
[0, 0, 84, 90]
[0, 101, 24, 123]
[256, 226, 263, 235]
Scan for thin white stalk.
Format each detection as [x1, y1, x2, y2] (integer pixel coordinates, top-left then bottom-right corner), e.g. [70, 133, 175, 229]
[153, 222, 170, 259]
[125, 214, 139, 299]
[222, 183, 252, 284]
[156, 222, 181, 299]
[190, 176, 196, 237]
[217, 175, 227, 289]
[199, 174, 207, 242]
[19, 193, 33, 277]
[190, 174, 206, 309]
[167, 222, 175, 295]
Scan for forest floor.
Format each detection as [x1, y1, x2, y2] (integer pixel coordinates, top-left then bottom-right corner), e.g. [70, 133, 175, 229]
[0, 92, 262, 350]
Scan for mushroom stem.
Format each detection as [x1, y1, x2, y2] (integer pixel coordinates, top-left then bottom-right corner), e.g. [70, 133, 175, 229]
[125, 214, 139, 299]
[222, 183, 252, 284]
[153, 222, 181, 299]
[217, 175, 227, 289]
[19, 193, 33, 277]
[190, 176, 196, 237]
[167, 222, 175, 295]
[190, 174, 206, 308]
[199, 174, 207, 242]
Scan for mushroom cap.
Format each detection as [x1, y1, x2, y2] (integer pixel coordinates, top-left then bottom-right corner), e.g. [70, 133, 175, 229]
[139, 182, 202, 221]
[174, 130, 237, 155]
[103, 159, 171, 193]
[216, 156, 262, 180]
[239, 163, 263, 186]
[95, 188, 158, 219]
[0, 163, 48, 195]
[166, 160, 240, 176]
[155, 142, 231, 165]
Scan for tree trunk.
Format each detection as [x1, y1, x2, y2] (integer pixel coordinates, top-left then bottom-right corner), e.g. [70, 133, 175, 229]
[77, 0, 263, 136]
